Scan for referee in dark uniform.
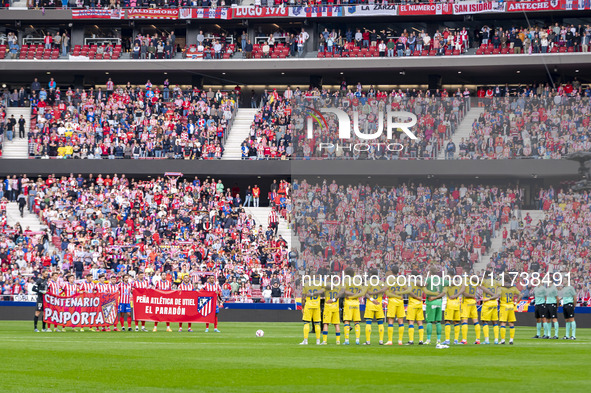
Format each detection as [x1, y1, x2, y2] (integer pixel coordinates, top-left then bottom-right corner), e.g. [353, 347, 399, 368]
[32, 270, 49, 332]
[532, 285, 547, 338]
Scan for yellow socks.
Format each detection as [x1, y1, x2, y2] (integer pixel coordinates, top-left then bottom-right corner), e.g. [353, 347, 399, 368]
[303, 323, 310, 340]
[462, 323, 468, 341]
[387, 324, 394, 342]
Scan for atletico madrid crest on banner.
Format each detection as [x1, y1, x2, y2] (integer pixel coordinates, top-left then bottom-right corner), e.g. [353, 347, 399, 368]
[198, 296, 213, 317]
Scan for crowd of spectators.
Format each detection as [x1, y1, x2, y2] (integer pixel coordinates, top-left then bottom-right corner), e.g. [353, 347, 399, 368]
[131, 32, 178, 60]
[3, 175, 591, 305]
[185, 30, 236, 59]
[4, 23, 591, 60]
[22, 78, 237, 159]
[446, 82, 591, 159]
[0, 174, 294, 303]
[318, 27, 470, 57]
[292, 179, 591, 304]
[478, 23, 591, 54]
[485, 186, 591, 304]
[242, 85, 469, 160]
[292, 179, 519, 277]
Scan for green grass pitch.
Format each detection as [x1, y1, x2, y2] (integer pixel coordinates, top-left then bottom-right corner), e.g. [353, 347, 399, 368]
[1, 321, 589, 393]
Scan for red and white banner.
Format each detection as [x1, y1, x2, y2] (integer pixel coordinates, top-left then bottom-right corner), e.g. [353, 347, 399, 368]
[179, 7, 232, 19]
[43, 292, 119, 327]
[70, 3, 591, 20]
[233, 6, 289, 18]
[343, 4, 398, 16]
[561, 0, 590, 10]
[289, 6, 344, 17]
[72, 9, 122, 19]
[507, 0, 561, 11]
[127, 8, 179, 19]
[453, 1, 506, 14]
[132, 288, 216, 323]
[398, 3, 453, 15]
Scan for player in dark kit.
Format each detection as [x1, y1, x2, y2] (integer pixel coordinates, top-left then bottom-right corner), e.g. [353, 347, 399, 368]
[32, 270, 49, 332]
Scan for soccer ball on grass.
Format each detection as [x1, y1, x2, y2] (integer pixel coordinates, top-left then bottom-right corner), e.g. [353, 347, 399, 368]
[256, 329, 264, 337]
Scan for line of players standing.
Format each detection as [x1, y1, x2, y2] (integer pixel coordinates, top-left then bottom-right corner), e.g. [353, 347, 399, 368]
[301, 267, 578, 347]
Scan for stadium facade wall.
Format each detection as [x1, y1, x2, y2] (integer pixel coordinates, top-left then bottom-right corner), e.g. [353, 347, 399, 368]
[1, 54, 591, 73]
[0, 159, 579, 179]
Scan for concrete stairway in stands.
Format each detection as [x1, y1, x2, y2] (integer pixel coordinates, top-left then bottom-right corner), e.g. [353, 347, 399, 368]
[2, 106, 31, 159]
[4, 202, 47, 232]
[222, 108, 259, 160]
[437, 107, 484, 160]
[474, 209, 546, 273]
[244, 206, 291, 250]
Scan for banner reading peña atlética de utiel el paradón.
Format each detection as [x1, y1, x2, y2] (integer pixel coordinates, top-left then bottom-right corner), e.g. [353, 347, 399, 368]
[132, 288, 216, 323]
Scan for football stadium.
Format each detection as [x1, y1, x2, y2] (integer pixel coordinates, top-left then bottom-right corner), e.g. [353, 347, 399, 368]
[1, 1, 591, 392]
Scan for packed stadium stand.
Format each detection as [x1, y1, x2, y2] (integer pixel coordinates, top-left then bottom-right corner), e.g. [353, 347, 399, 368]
[1, 2, 591, 306]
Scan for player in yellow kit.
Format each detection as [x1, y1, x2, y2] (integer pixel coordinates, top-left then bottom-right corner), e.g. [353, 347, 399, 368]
[461, 277, 481, 345]
[385, 267, 411, 346]
[363, 269, 387, 345]
[342, 267, 366, 345]
[432, 272, 464, 345]
[300, 278, 324, 345]
[406, 271, 439, 345]
[321, 284, 342, 345]
[499, 280, 521, 345]
[480, 273, 501, 344]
